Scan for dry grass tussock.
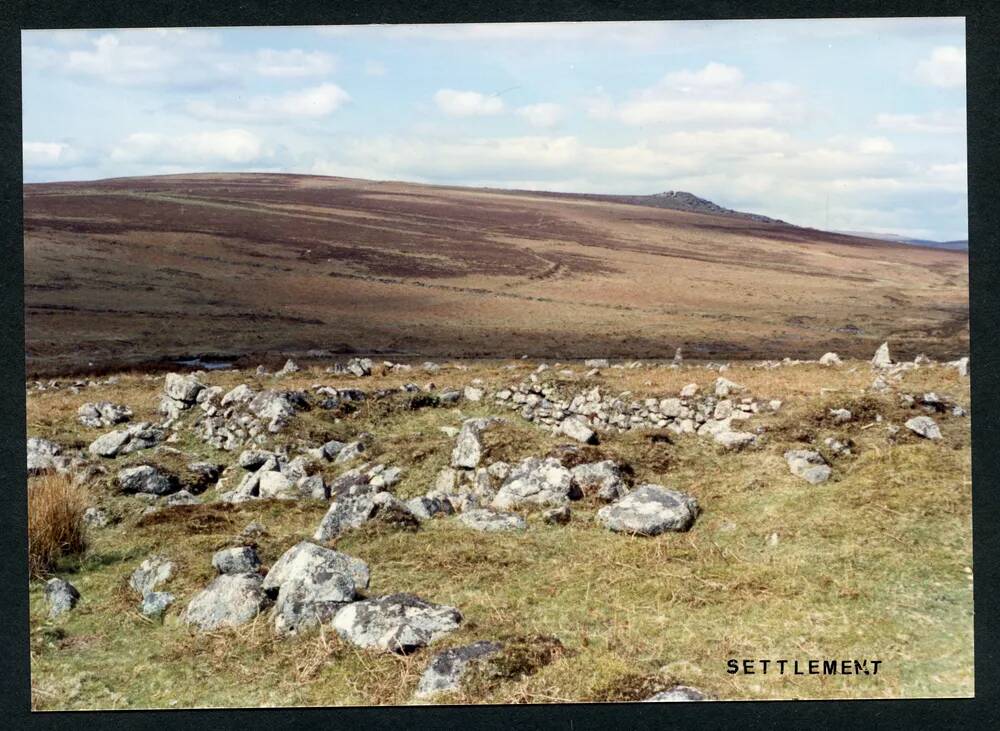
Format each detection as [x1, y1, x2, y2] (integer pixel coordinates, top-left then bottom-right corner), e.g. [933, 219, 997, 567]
[29, 473, 89, 579]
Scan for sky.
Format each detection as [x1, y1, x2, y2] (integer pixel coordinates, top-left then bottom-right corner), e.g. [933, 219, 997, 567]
[21, 18, 967, 240]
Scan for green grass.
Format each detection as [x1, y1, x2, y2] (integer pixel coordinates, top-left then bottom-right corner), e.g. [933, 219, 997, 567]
[28, 360, 973, 708]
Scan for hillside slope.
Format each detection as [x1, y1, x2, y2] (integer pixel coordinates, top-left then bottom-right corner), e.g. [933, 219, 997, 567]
[23, 173, 969, 374]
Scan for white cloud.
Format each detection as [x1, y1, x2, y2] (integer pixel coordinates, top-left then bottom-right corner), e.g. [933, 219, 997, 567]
[255, 49, 335, 77]
[433, 89, 505, 116]
[857, 137, 895, 154]
[593, 64, 801, 127]
[662, 62, 744, 89]
[110, 129, 269, 165]
[23, 141, 79, 167]
[915, 46, 965, 88]
[876, 109, 965, 134]
[516, 103, 563, 128]
[33, 30, 231, 88]
[186, 83, 350, 122]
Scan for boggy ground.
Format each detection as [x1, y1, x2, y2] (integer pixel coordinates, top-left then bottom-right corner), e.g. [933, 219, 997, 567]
[28, 357, 972, 709]
[23, 173, 969, 375]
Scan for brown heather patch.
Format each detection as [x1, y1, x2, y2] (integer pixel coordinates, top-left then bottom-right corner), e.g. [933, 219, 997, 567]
[28, 473, 88, 579]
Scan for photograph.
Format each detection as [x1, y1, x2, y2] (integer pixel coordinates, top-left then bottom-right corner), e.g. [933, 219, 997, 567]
[22, 17, 971, 709]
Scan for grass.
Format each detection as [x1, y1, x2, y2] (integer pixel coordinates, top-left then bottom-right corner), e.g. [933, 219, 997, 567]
[28, 474, 88, 580]
[27, 359, 973, 708]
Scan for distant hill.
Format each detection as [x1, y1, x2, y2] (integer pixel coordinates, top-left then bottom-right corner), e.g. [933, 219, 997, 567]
[23, 172, 969, 374]
[486, 187, 784, 224]
[834, 230, 968, 251]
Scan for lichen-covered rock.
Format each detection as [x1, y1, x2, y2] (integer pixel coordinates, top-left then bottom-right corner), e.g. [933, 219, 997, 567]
[571, 461, 627, 501]
[596, 484, 700, 535]
[88, 423, 164, 458]
[451, 418, 495, 469]
[130, 555, 175, 597]
[784, 450, 832, 484]
[457, 509, 526, 532]
[644, 685, 708, 702]
[212, 546, 261, 575]
[77, 401, 133, 428]
[140, 591, 174, 619]
[415, 640, 504, 698]
[27, 437, 62, 475]
[118, 465, 178, 495]
[871, 341, 892, 369]
[313, 492, 419, 541]
[406, 495, 456, 520]
[332, 593, 462, 654]
[559, 416, 597, 444]
[44, 577, 80, 618]
[262, 541, 370, 635]
[905, 415, 942, 439]
[164, 373, 205, 403]
[183, 573, 269, 631]
[492, 457, 579, 510]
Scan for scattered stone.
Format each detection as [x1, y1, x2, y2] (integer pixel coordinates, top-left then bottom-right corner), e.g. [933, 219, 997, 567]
[543, 505, 571, 525]
[88, 423, 164, 458]
[27, 437, 62, 475]
[644, 685, 708, 702]
[713, 430, 757, 450]
[164, 372, 205, 404]
[118, 465, 178, 496]
[130, 555, 175, 597]
[83, 506, 110, 528]
[415, 641, 504, 698]
[44, 578, 80, 618]
[334, 441, 366, 464]
[829, 408, 852, 424]
[679, 383, 699, 398]
[332, 593, 462, 654]
[463, 386, 484, 402]
[221, 384, 254, 406]
[784, 450, 832, 484]
[77, 401, 132, 428]
[406, 495, 456, 520]
[905, 415, 942, 440]
[184, 573, 270, 631]
[451, 418, 496, 469]
[570, 461, 628, 501]
[714, 377, 743, 398]
[457, 509, 526, 532]
[164, 489, 199, 507]
[313, 492, 419, 541]
[819, 352, 842, 366]
[559, 416, 597, 444]
[872, 341, 892, 369]
[212, 546, 261, 575]
[276, 359, 300, 376]
[140, 591, 174, 619]
[596, 484, 700, 535]
[492, 457, 579, 510]
[263, 541, 370, 635]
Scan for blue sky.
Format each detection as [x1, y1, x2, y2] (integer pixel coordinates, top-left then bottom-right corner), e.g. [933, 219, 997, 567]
[22, 18, 967, 240]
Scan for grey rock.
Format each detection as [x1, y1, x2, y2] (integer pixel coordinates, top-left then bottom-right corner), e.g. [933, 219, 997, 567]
[415, 640, 504, 698]
[44, 577, 80, 618]
[332, 593, 462, 654]
[905, 415, 942, 439]
[78, 401, 133, 428]
[492, 457, 578, 510]
[313, 492, 418, 541]
[829, 408, 853, 424]
[183, 573, 270, 631]
[238, 449, 276, 470]
[263, 541, 370, 635]
[543, 505, 571, 525]
[334, 440, 366, 464]
[164, 373, 205, 403]
[406, 495, 456, 520]
[140, 591, 174, 619]
[784, 450, 832, 484]
[713, 431, 757, 451]
[221, 384, 255, 406]
[571, 461, 628, 502]
[644, 685, 708, 702]
[319, 439, 347, 460]
[258, 470, 295, 499]
[164, 489, 199, 506]
[451, 418, 494, 469]
[130, 555, 175, 597]
[83, 506, 110, 528]
[714, 377, 743, 397]
[457, 509, 526, 532]
[88, 423, 164, 458]
[819, 352, 842, 366]
[212, 546, 261, 575]
[27, 437, 62, 475]
[118, 465, 178, 496]
[872, 341, 892, 369]
[596, 484, 700, 535]
[559, 416, 597, 444]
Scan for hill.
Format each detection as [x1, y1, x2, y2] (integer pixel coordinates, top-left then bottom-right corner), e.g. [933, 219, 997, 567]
[23, 173, 969, 375]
